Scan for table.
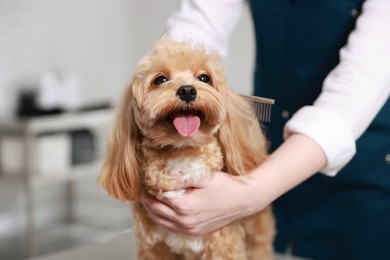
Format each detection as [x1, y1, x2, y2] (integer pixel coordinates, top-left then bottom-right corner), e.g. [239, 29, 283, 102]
[0, 109, 114, 258]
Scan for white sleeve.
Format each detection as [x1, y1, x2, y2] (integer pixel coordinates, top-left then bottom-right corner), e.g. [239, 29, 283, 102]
[284, 0, 390, 176]
[166, 0, 245, 57]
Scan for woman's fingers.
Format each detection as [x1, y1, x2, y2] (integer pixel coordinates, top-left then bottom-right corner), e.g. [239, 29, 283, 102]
[143, 203, 178, 230]
[141, 193, 205, 235]
[141, 193, 176, 219]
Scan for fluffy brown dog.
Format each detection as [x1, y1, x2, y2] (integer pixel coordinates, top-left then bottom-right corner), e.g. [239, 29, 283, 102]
[98, 39, 275, 259]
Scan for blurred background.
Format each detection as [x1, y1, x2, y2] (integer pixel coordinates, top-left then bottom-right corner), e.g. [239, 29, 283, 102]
[0, 0, 255, 259]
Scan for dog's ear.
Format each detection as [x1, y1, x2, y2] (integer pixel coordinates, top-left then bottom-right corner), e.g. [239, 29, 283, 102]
[217, 90, 268, 175]
[98, 85, 142, 201]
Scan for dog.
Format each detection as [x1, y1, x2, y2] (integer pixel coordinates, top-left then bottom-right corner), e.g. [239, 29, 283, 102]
[98, 39, 275, 259]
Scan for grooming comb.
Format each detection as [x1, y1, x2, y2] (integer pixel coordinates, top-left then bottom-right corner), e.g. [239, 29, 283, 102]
[241, 95, 275, 123]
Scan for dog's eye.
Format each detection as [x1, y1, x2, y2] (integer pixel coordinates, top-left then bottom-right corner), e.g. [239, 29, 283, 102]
[198, 74, 211, 84]
[154, 75, 169, 85]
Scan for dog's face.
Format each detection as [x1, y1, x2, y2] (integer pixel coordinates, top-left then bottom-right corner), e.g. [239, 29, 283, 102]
[130, 39, 228, 148]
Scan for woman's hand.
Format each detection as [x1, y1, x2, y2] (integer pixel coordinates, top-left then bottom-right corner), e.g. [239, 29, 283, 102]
[141, 171, 265, 236]
[141, 134, 327, 236]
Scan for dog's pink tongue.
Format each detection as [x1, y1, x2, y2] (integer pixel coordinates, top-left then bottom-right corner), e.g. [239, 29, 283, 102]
[173, 114, 200, 137]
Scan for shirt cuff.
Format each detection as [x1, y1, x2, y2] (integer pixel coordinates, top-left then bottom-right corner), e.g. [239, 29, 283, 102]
[283, 106, 356, 176]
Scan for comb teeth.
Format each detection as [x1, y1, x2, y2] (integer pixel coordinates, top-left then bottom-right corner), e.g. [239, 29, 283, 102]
[241, 95, 275, 123]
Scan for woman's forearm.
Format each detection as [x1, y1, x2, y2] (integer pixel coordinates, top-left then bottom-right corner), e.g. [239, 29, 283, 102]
[244, 133, 327, 214]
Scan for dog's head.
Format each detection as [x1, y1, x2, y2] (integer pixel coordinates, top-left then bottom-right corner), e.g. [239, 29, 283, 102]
[131, 39, 228, 148]
[99, 39, 268, 201]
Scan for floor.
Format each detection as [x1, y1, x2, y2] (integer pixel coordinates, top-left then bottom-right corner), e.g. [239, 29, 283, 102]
[0, 172, 133, 260]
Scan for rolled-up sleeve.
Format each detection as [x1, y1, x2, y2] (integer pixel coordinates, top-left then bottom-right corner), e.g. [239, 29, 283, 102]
[284, 106, 356, 176]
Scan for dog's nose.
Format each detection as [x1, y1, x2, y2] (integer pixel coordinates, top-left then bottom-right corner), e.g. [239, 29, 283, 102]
[177, 85, 197, 102]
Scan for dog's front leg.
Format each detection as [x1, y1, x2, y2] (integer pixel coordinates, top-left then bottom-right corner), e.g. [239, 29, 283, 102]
[243, 207, 275, 260]
[137, 242, 183, 260]
[200, 224, 248, 260]
[132, 203, 182, 260]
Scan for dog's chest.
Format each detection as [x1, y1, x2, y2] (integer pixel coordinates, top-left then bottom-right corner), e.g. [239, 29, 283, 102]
[153, 227, 204, 254]
[142, 142, 224, 197]
[156, 156, 216, 199]
[168, 156, 212, 182]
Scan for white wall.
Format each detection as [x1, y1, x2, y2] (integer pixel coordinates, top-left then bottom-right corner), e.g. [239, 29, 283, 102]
[0, 0, 254, 118]
[224, 3, 255, 95]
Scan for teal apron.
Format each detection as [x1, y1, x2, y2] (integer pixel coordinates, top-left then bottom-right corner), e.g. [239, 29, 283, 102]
[250, 0, 390, 259]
